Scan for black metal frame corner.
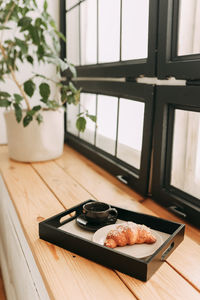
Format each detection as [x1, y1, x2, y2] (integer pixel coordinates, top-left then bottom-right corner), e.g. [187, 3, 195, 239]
[61, 0, 158, 78]
[157, 0, 200, 80]
[151, 85, 200, 227]
[65, 81, 155, 196]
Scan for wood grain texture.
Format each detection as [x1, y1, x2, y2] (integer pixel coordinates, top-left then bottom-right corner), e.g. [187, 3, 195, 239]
[32, 161, 92, 208]
[142, 199, 199, 242]
[1, 145, 200, 300]
[0, 149, 136, 300]
[55, 145, 143, 203]
[0, 269, 6, 300]
[142, 199, 200, 291]
[118, 263, 200, 300]
[46, 145, 199, 299]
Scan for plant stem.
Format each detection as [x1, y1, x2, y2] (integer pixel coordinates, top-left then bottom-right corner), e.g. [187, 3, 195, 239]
[0, 42, 31, 110]
[4, 2, 16, 24]
[10, 69, 31, 111]
[0, 2, 16, 43]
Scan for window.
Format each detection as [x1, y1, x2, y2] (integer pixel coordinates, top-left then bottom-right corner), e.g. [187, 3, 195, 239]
[152, 86, 200, 227]
[171, 109, 200, 199]
[64, 0, 158, 77]
[157, 0, 200, 79]
[62, 0, 200, 227]
[66, 81, 154, 195]
[177, 0, 200, 56]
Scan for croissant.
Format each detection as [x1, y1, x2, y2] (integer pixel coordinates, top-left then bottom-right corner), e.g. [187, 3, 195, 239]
[104, 222, 156, 248]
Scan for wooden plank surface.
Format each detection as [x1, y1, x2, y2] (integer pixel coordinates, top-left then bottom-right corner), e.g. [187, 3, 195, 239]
[33, 145, 200, 299]
[118, 263, 200, 300]
[142, 199, 200, 292]
[141, 199, 199, 242]
[0, 148, 136, 300]
[1, 145, 200, 300]
[55, 145, 143, 203]
[32, 160, 92, 208]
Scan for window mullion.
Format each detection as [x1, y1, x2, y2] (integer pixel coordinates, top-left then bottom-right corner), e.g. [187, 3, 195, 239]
[115, 97, 120, 157]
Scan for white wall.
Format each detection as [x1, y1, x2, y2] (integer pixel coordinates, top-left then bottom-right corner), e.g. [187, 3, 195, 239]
[0, 1, 59, 144]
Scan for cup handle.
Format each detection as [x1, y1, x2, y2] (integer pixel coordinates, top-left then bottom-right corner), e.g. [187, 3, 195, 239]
[108, 208, 118, 218]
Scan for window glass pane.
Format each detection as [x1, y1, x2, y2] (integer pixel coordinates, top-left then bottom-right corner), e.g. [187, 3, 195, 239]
[98, 0, 120, 63]
[178, 0, 200, 56]
[117, 99, 145, 169]
[67, 104, 79, 136]
[66, 7, 80, 65]
[80, 0, 97, 65]
[96, 95, 118, 155]
[66, 0, 79, 10]
[122, 0, 149, 60]
[171, 109, 200, 199]
[80, 93, 96, 144]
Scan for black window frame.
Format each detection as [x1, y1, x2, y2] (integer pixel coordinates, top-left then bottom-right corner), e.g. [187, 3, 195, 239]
[61, 0, 158, 78]
[65, 81, 154, 196]
[157, 0, 200, 80]
[152, 86, 200, 227]
[61, 0, 200, 228]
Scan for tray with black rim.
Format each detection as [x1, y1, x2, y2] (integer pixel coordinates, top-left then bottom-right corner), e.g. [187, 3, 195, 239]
[39, 199, 185, 281]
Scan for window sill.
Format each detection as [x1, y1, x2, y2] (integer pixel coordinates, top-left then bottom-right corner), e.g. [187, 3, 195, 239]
[0, 144, 199, 299]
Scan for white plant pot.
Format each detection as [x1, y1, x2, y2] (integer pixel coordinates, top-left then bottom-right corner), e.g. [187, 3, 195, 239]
[4, 109, 64, 162]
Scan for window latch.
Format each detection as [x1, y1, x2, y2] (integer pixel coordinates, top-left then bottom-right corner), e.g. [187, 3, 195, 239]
[116, 175, 129, 185]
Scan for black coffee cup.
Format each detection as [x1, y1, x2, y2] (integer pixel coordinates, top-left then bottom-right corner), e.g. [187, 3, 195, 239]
[83, 202, 118, 224]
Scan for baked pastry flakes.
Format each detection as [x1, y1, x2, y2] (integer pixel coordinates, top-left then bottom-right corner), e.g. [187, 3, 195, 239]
[104, 222, 156, 248]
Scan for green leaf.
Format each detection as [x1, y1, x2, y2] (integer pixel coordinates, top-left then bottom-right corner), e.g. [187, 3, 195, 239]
[58, 58, 69, 72]
[87, 114, 96, 122]
[68, 63, 77, 77]
[76, 116, 86, 132]
[61, 92, 67, 103]
[0, 99, 11, 107]
[39, 83, 50, 100]
[66, 94, 75, 105]
[0, 25, 11, 30]
[15, 38, 28, 54]
[14, 93, 23, 103]
[40, 98, 47, 104]
[25, 107, 40, 118]
[18, 17, 32, 28]
[26, 55, 33, 64]
[54, 29, 66, 42]
[32, 105, 41, 112]
[24, 80, 36, 97]
[36, 113, 43, 124]
[37, 45, 45, 59]
[49, 19, 56, 29]
[29, 25, 40, 45]
[74, 89, 81, 104]
[35, 18, 42, 27]
[77, 112, 84, 117]
[60, 85, 69, 103]
[43, 0, 48, 11]
[23, 114, 33, 127]
[32, 0, 38, 8]
[69, 81, 77, 93]
[13, 103, 22, 122]
[45, 100, 60, 109]
[0, 91, 11, 98]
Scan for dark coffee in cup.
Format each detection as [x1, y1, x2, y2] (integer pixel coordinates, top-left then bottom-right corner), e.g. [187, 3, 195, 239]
[83, 202, 118, 224]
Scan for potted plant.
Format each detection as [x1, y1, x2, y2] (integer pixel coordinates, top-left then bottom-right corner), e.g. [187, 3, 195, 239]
[0, 0, 95, 162]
